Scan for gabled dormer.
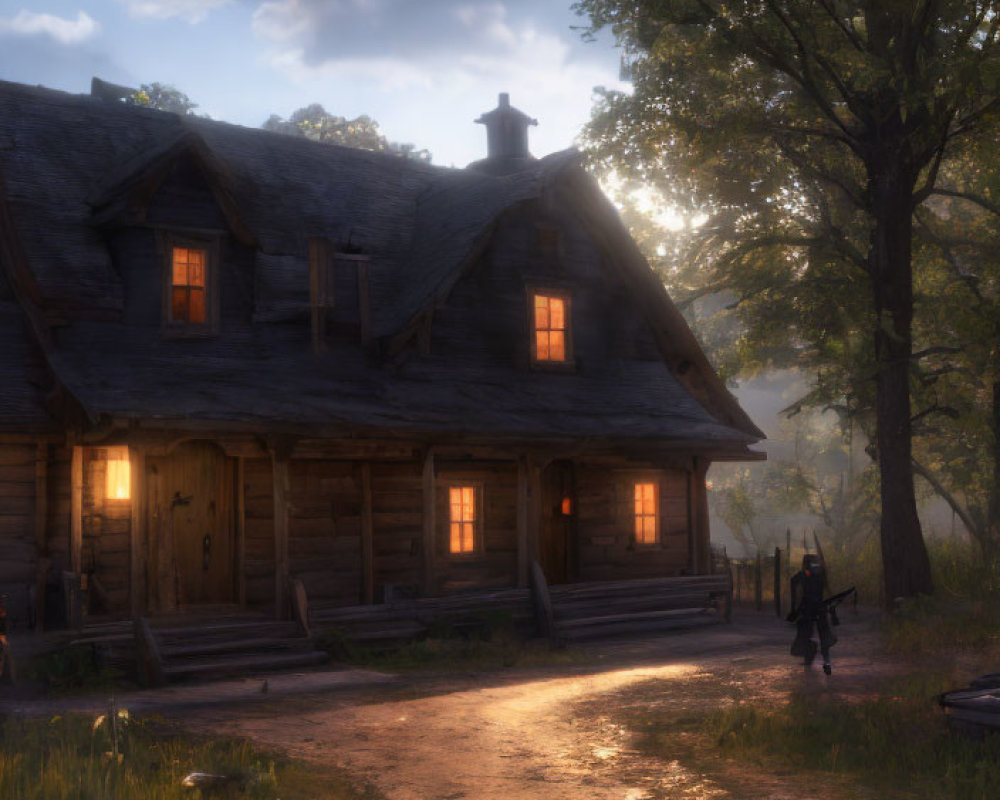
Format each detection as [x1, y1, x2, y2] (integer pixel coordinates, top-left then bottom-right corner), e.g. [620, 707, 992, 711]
[88, 128, 256, 336]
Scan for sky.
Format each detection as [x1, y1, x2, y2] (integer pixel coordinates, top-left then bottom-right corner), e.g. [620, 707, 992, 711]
[0, 0, 629, 167]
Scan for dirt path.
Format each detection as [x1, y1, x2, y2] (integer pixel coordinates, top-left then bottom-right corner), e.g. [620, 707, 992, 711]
[175, 609, 896, 800]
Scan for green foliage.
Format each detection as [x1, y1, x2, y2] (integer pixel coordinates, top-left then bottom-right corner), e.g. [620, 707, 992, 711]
[127, 83, 198, 115]
[0, 713, 279, 799]
[575, 0, 1000, 597]
[21, 645, 120, 694]
[263, 105, 431, 162]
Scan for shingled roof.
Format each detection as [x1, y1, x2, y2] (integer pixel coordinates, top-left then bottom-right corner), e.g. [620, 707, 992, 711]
[0, 80, 762, 453]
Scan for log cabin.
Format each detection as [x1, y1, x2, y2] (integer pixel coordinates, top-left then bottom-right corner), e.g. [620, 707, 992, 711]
[0, 79, 763, 640]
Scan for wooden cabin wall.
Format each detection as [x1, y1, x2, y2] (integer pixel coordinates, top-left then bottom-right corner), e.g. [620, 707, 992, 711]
[243, 457, 276, 606]
[287, 460, 361, 606]
[0, 443, 38, 622]
[371, 462, 423, 599]
[45, 446, 72, 577]
[434, 462, 519, 593]
[575, 465, 692, 581]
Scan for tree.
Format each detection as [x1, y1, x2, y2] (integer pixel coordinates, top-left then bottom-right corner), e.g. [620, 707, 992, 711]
[127, 83, 198, 115]
[263, 104, 431, 162]
[575, 0, 1000, 602]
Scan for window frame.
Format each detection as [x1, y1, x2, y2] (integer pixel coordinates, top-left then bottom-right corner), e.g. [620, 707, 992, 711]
[527, 286, 574, 370]
[446, 483, 483, 557]
[161, 233, 220, 337]
[632, 480, 661, 547]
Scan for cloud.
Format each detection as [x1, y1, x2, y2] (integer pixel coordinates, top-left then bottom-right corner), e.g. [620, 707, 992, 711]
[252, 0, 583, 65]
[116, 0, 232, 24]
[0, 10, 99, 44]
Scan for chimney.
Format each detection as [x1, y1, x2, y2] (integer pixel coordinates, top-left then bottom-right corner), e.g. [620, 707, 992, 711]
[472, 93, 537, 173]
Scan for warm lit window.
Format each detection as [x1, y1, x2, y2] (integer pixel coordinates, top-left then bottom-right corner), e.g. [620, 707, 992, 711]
[532, 292, 570, 363]
[634, 482, 658, 545]
[170, 246, 207, 324]
[106, 447, 131, 501]
[449, 486, 478, 554]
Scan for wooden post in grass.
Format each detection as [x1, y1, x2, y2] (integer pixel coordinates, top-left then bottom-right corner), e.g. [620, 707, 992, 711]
[774, 547, 782, 617]
[755, 550, 762, 611]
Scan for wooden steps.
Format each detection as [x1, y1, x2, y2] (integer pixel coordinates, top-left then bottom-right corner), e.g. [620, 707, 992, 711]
[548, 574, 731, 642]
[136, 612, 327, 686]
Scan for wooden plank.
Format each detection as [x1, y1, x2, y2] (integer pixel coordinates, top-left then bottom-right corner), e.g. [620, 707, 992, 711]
[236, 456, 246, 608]
[361, 462, 374, 604]
[70, 446, 83, 575]
[421, 449, 435, 596]
[129, 446, 146, 618]
[272, 456, 290, 619]
[516, 456, 528, 588]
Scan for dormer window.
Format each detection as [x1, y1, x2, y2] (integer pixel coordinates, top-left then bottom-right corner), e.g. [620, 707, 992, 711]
[530, 289, 573, 366]
[171, 246, 206, 324]
[162, 234, 218, 335]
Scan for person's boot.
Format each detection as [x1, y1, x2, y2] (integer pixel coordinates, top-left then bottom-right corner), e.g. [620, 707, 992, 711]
[823, 662, 832, 675]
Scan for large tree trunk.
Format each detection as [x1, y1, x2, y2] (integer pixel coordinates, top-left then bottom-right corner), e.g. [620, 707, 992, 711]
[870, 164, 934, 604]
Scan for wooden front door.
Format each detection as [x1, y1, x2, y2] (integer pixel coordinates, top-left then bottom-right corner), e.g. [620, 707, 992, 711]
[147, 441, 235, 611]
[539, 460, 574, 585]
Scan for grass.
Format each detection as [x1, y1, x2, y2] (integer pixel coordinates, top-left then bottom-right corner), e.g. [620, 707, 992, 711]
[0, 712, 380, 800]
[319, 618, 590, 673]
[705, 672, 1000, 800]
[631, 537, 1000, 800]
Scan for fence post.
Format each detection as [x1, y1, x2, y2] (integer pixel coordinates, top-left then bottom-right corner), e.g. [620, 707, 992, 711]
[774, 547, 782, 617]
[755, 550, 763, 611]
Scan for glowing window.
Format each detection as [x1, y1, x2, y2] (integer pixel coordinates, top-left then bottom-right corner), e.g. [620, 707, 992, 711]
[106, 447, 131, 501]
[533, 293, 568, 363]
[634, 482, 658, 545]
[171, 246, 207, 324]
[449, 486, 478, 554]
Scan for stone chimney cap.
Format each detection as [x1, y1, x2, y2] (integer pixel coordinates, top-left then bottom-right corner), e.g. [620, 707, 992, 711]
[474, 93, 537, 166]
[475, 93, 538, 127]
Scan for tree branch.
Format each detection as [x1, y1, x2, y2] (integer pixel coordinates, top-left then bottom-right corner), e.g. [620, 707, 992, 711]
[911, 457, 981, 540]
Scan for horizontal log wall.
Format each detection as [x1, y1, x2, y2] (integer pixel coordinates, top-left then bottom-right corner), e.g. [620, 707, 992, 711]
[434, 462, 518, 594]
[575, 465, 691, 581]
[0, 444, 37, 621]
[287, 460, 361, 606]
[371, 461, 423, 599]
[243, 457, 275, 606]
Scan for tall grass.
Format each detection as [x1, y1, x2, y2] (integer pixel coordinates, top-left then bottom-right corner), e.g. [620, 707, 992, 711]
[0, 713, 376, 800]
[708, 673, 1000, 800]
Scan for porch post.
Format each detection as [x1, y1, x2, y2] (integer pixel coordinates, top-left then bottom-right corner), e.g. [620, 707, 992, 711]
[70, 445, 83, 575]
[361, 462, 374, 603]
[692, 457, 712, 574]
[516, 456, 529, 588]
[33, 442, 49, 630]
[128, 445, 147, 618]
[420, 449, 435, 596]
[271, 456, 290, 619]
